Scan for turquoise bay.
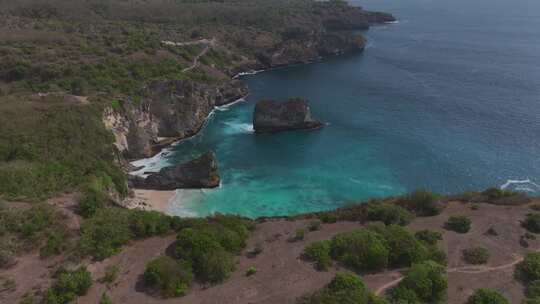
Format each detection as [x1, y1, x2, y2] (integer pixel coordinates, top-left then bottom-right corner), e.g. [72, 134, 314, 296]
[141, 0, 540, 218]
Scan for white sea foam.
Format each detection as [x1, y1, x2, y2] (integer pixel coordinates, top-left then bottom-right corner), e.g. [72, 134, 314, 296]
[130, 147, 175, 177]
[500, 178, 540, 193]
[216, 97, 247, 111]
[232, 69, 265, 79]
[223, 122, 254, 135]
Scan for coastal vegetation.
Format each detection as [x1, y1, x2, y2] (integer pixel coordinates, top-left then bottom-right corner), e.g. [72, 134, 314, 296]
[43, 267, 93, 304]
[389, 261, 447, 303]
[0, 203, 74, 263]
[303, 225, 445, 273]
[462, 247, 490, 265]
[466, 289, 509, 304]
[523, 213, 540, 233]
[445, 215, 472, 233]
[399, 189, 444, 216]
[297, 273, 387, 304]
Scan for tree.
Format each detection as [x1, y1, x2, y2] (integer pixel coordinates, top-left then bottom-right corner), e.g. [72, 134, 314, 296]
[330, 230, 389, 272]
[517, 252, 540, 283]
[144, 256, 193, 297]
[467, 289, 509, 304]
[395, 261, 447, 303]
[400, 190, 443, 216]
[445, 215, 471, 233]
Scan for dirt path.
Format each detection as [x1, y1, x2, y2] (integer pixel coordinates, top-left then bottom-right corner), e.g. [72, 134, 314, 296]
[181, 38, 216, 72]
[160, 37, 216, 73]
[374, 253, 527, 295]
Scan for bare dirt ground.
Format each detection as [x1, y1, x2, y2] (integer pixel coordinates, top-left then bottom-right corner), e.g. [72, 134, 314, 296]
[3, 199, 538, 303]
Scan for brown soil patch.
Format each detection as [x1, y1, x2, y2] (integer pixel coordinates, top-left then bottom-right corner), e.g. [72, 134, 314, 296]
[3, 199, 539, 303]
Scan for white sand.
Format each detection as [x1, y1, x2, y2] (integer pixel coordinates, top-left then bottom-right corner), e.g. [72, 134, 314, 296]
[123, 189, 177, 214]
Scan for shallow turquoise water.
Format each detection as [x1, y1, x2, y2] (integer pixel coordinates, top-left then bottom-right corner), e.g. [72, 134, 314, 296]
[139, 0, 540, 218]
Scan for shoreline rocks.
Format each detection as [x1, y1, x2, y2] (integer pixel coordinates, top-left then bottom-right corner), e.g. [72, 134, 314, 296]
[129, 151, 220, 190]
[253, 98, 324, 134]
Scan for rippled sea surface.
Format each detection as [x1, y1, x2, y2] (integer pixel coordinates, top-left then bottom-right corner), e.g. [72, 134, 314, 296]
[140, 0, 540, 218]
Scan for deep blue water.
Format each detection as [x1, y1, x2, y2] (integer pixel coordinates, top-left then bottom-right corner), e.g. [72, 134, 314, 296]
[138, 0, 540, 218]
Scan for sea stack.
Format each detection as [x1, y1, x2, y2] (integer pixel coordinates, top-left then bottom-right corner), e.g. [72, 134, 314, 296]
[253, 98, 324, 134]
[129, 151, 220, 190]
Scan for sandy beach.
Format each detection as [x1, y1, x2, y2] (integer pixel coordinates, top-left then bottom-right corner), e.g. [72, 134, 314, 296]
[123, 189, 177, 213]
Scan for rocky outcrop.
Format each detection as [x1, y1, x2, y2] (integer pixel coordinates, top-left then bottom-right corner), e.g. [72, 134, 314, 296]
[129, 151, 220, 190]
[253, 98, 324, 133]
[104, 79, 248, 159]
[365, 11, 397, 23]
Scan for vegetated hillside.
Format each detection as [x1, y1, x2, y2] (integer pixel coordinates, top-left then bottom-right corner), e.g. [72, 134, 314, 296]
[0, 0, 393, 201]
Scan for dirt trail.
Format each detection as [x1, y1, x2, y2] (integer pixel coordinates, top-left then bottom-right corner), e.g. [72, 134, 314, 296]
[374, 253, 527, 295]
[182, 43, 212, 72]
[160, 37, 216, 72]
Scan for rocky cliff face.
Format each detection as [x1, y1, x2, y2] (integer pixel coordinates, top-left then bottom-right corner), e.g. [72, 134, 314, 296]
[104, 79, 247, 160]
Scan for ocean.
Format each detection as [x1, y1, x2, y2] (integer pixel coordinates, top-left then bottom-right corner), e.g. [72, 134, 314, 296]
[136, 0, 540, 218]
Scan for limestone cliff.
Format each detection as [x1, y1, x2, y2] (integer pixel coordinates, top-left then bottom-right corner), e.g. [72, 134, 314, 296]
[104, 79, 247, 160]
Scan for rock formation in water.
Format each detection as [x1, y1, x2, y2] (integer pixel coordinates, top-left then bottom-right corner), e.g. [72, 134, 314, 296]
[129, 151, 220, 190]
[253, 98, 324, 133]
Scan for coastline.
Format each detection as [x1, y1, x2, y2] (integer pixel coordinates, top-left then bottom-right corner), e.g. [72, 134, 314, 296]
[125, 21, 399, 215]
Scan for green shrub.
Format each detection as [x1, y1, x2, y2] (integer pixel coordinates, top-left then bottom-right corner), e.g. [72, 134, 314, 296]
[393, 261, 447, 303]
[530, 204, 540, 212]
[445, 215, 471, 233]
[485, 227, 498, 236]
[295, 228, 306, 241]
[375, 225, 428, 268]
[400, 190, 443, 216]
[462, 247, 490, 265]
[527, 280, 540, 298]
[523, 214, 540, 233]
[318, 213, 338, 223]
[174, 227, 222, 262]
[523, 298, 540, 304]
[144, 256, 193, 298]
[308, 219, 322, 231]
[0, 203, 71, 256]
[79, 208, 132, 260]
[100, 292, 113, 304]
[330, 230, 389, 272]
[467, 289, 509, 304]
[0, 249, 15, 269]
[297, 273, 376, 304]
[517, 252, 540, 283]
[40, 230, 70, 257]
[77, 175, 111, 218]
[197, 248, 234, 283]
[246, 266, 257, 276]
[174, 223, 245, 284]
[426, 245, 448, 266]
[0, 104, 127, 201]
[389, 285, 421, 303]
[303, 241, 332, 270]
[366, 201, 413, 226]
[414, 230, 443, 245]
[44, 267, 92, 304]
[100, 265, 119, 285]
[129, 210, 171, 238]
[482, 188, 517, 200]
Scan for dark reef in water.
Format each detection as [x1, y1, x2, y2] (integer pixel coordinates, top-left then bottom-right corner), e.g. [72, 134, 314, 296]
[253, 98, 324, 134]
[129, 151, 220, 190]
